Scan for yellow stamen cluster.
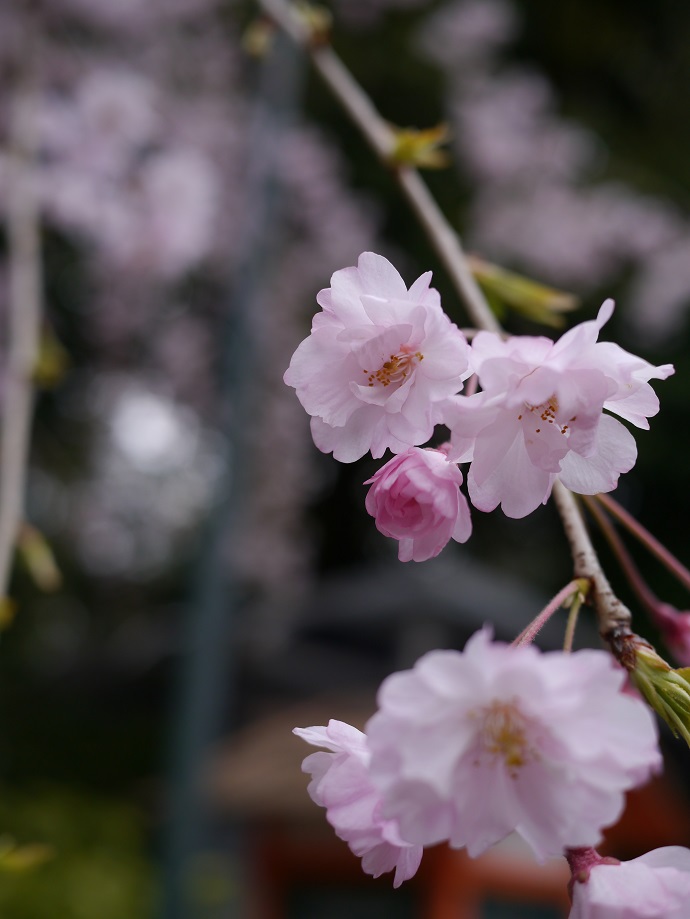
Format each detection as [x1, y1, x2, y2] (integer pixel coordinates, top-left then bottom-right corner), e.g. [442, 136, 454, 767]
[363, 349, 424, 388]
[476, 700, 535, 776]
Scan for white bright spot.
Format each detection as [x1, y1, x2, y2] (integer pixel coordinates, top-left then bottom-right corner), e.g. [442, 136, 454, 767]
[110, 390, 197, 472]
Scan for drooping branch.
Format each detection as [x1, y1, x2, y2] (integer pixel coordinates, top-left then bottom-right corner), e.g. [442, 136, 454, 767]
[256, 0, 502, 335]
[0, 33, 43, 601]
[256, 0, 638, 656]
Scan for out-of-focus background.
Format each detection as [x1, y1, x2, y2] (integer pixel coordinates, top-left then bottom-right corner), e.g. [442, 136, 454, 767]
[1, 0, 690, 916]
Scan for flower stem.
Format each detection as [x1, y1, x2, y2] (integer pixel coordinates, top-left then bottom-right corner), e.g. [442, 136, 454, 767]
[255, 0, 502, 334]
[595, 492, 690, 595]
[563, 590, 584, 654]
[565, 847, 619, 899]
[513, 578, 587, 647]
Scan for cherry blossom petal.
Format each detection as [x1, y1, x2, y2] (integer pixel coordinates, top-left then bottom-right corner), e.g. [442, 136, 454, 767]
[558, 414, 637, 494]
[294, 720, 423, 887]
[468, 421, 553, 517]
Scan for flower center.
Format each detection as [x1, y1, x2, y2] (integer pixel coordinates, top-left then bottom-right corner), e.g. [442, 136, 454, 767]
[478, 700, 533, 773]
[517, 395, 576, 436]
[363, 347, 424, 388]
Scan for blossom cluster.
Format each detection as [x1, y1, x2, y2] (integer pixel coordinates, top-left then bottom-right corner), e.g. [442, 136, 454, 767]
[285, 252, 673, 558]
[294, 629, 684, 917]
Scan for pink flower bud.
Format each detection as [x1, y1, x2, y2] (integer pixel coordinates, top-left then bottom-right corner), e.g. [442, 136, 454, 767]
[364, 447, 472, 562]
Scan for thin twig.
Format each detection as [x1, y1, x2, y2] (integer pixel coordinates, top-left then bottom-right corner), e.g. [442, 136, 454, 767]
[0, 46, 42, 599]
[256, 0, 501, 334]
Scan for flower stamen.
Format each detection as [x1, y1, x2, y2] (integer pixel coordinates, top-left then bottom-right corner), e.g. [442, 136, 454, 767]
[477, 700, 534, 775]
[364, 348, 424, 388]
[521, 395, 571, 436]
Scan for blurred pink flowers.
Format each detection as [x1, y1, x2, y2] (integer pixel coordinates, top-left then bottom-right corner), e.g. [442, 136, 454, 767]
[284, 252, 471, 462]
[444, 300, 674, 518]
[569, 847, 690, 919]
[293, 720, 423, 887]
[366, 629, 661, 861]
[364, 446, 471, 561]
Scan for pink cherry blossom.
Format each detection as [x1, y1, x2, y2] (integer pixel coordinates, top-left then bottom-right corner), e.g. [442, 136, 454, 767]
[444, 300, 673, 518]
[570, 847, 690, 918]
[284, 252, 471, 462]
[293, 720, 423, 887]
[366, 629, 661, 862]
[364, 446, 472, 561]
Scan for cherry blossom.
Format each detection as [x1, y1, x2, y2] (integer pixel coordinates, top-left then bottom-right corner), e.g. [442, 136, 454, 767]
[364, 446, 471, 561]
[366, 629, 661, 862]
[444, 300, 674, 518]
[569, 847, 690, 918]
[293, 720, 423, 887]
[284, 252, 471, 462]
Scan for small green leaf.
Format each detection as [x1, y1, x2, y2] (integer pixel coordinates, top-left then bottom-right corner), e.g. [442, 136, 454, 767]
[633, 643, 690, 748]
[241, 18, 275, 58]
[17, 524, 62, 593]
[294, 1, 332, 44]
[0, 838, 54, 873]
[389, 124, 451, 170]
[0, 598, 16, 631]
[468, 256, 579, 328]
[33, 329, 70, 389]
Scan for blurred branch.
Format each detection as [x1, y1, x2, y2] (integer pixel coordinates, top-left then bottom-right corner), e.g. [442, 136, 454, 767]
[256, 0, 502, 334]
[0, 30, 42, 602]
